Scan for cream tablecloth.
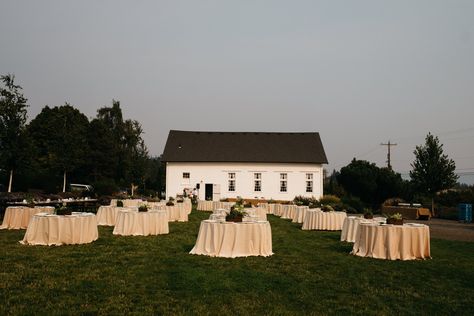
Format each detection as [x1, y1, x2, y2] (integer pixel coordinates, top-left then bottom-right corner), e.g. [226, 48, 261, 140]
[1, 206, 54, 230]
[351, 223, 431, 260]
[190, 220, 273, 258]
[280, 205, 298, 219]
[20, 213, 98, 245]
[302, 210, 347, 230]
[291, 206, 310, 223]
[246, 207, 267, 221]
[96, 206, 127, 226]
[273, 204, 284, 216]
[197, 200, 214, 211]
[341, 216, 386, 242]
[113, 210, 169, 236]
[154, 204, 188, 222]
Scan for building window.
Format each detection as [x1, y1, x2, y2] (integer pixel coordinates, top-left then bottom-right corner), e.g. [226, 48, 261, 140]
[228, 173, 236, 191]
[306, 173, 313, 180]
[280, 180, 287, 192]
[228, 180, 235, 192]
[254, 180, 261, 192]
[183, 172, 190, 179]
[254, 173, 262, 192]
[306, 181, 313, 193]
[280, 173, 287, 180]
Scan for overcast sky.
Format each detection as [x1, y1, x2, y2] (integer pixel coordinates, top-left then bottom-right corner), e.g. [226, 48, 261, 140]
[1, 0, 473, 183]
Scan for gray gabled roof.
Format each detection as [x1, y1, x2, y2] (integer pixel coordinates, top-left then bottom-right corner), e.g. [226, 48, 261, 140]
[161, 130, 328, 164]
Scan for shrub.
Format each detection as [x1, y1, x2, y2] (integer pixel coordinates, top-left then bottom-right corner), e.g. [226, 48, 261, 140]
[341, 195, 365, 213]
[319, 195, 341, 205]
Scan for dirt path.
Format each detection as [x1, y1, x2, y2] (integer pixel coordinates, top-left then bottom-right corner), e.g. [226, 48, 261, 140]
[407, 218, 474, 242]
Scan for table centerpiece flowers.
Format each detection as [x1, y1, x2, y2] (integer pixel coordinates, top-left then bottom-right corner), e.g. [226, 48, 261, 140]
[386, 213, 403, 225]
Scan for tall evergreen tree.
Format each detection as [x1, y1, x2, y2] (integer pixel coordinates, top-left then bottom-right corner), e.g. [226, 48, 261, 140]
[0, 74, 29, 192]
[410, 133, 458, 214]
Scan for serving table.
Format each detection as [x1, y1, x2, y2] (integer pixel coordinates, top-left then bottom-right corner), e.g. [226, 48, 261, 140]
[340, 216, 386, 242]
[302, 210, 347, 231]
[351, 223, 430, 260]
[1, 206, 54, 230]
[20, 213, 98, 246]
[190, 220, 273, 258]
[113, 210, 169, 236]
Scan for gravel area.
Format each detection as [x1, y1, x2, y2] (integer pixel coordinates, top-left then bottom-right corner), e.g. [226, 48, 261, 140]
[407, 218, 474, 242]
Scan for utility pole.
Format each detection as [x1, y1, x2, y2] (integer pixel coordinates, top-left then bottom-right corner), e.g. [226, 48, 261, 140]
[381, 141, 397, 170]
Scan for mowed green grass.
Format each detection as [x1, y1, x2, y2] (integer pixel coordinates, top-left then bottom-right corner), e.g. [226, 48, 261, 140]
[1, 207, 474, 315]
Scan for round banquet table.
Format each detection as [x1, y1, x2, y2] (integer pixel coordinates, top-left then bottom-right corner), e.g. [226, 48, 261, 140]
[351, 223, 431, 260]
[1, 206, 54, 230]
[246, 207, 267, 221]
[340, 216, 385, 242]
[190, 220, 273, 258]
[113, 210, 169, 236]
[197, 200, 214, 211]
[156, 204, 188, 222]
[96, 206, 125, 226]
[292, 206, 310, 223]
[20, 213, 98, 246]
[273, 204, 284, 216]
[280, 205, 298, 220]
[302, 210, 347, 231]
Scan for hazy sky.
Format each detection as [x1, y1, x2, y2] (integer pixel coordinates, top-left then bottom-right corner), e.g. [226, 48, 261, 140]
[1, 0, 473, 183]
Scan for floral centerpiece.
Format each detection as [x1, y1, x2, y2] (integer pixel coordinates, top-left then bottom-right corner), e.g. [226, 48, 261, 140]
[116, 200, 124, 207]
[363, 209, 373, 219]
[138, 205, 148, 212]
[55, 205, 72, 215]
[386, 213, 403, 225]
[226, 197, 247, 222]
[166, 197, 175, 206]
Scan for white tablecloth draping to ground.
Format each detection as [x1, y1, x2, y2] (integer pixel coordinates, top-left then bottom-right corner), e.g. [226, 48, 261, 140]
[351, 223, 431, 260]
[341, 216, 386, 242]
[1, 206, 54, 230]
[281, 205, 298, 219]
[197, 200, 214, 211]
[291, 206, 310, 223]
[190, 220, 273, 258]
[153, 204, 188, 222]
[302, 211, 347, 231]
[20, 213, 98, 246]
[245, 207, 267, 221]
[96, 206, 123, 226]
[273, 204, 284, 216]
[197, 200, 234, 211]
[113, 210, 169, 236]
[110, 199, 146, 207]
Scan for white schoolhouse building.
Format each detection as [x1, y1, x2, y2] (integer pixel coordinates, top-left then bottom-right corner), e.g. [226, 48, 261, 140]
[161, 130, 328, 201]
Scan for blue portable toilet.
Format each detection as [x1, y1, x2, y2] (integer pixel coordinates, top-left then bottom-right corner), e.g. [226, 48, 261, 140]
[458, 204, 472, 223]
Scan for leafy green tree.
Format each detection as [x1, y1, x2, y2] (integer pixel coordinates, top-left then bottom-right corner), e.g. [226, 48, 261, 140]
[410, 133, 458, 214]
[338, 159, 405, 207]
[95, 100, 150, 194]
[0, 74, 29, 192]
[28, 104, 89, 192]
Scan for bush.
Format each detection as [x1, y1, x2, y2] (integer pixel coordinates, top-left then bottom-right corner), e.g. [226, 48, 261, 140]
[319, 195, 341, 205]
[341, 195, 365, 213]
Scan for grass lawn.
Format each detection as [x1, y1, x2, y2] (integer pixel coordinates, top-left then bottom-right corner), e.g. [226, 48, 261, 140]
[1, 207, 474, 315]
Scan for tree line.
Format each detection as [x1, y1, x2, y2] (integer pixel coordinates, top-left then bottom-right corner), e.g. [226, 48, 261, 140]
[0, 74, 164, 196]
[325, 133, 462, 212]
